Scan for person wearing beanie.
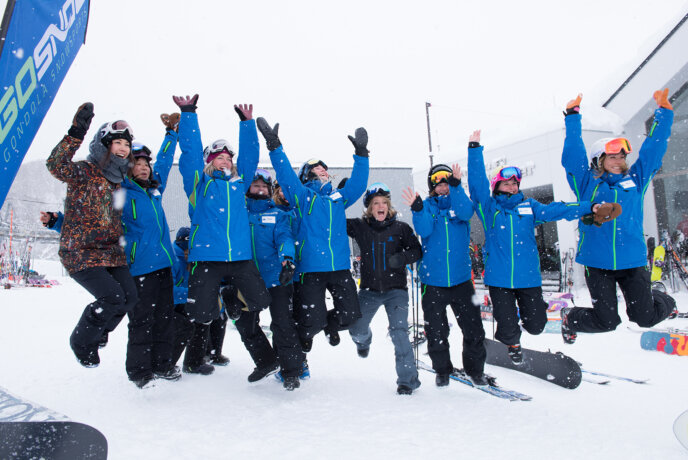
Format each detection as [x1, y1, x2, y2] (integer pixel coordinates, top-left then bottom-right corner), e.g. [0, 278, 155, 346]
[401, 163, 486, 387]
[467, 130, 617, 363]
[347, 182, 423, 395]
[118, 115, 181, 388]
[559, 91, 677, 344]
[173, 94, 271, 376]
[46, 103, 138, 369]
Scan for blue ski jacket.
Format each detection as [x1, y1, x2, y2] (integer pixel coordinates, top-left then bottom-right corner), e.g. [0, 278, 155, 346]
[246, 197, 296, 288]
[269, 146, 368, 273]
[562, 109, 674, 270]
[412, 187, 474, 287]
[172, 242, 189, 305]
[121, 130, 177, 277]
[178, 113, 259, 263]
[469, 145, 592, 288]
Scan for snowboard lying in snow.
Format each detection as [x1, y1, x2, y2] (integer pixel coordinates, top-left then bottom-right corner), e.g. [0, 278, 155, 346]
[484, 338, 582, 389]
[640, 330, 688, 356]
[0, 385, 107, 459]
[675, 409, 688, 451]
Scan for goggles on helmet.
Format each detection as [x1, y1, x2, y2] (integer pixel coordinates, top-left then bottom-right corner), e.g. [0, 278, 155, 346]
[429, 170, 451, 186]
[490, 166, 522, 191]
[298, 158, 328, 183]
[364, 182, 391, 207]
[253, 168, 273, 184]
[603, 138, 631, 155]
[131, 142, 152, 160]
[100, 120, 134, 145]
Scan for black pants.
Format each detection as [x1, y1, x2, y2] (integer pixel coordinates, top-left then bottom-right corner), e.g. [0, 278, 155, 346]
[234, 310, 277, 369]
[69, 265, 138, 357]
[268, 284, 304, 377]
[567, 266, 676, 333]
[126, 267, 175, 380]
[488, 286, 548, 346]
[208, 312, 228, 357]
[187, 261, 271, 323]
[295, 270, 361, 340]
[421, 281, 486, 378]
[172, 305, 194, 365]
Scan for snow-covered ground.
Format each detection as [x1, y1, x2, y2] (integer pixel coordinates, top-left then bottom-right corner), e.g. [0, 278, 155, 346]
[1, 259, 687, 459]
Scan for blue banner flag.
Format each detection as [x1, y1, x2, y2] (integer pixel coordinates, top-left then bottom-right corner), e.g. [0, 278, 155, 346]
[0, 0, 90, 208]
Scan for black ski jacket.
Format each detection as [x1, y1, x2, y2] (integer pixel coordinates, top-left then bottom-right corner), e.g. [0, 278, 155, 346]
[347, 216, 422, 292]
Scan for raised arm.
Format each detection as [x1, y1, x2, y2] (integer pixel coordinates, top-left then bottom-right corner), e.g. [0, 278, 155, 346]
[402, 187, 433, 238]
[628, 89, 675, 187]
[340, 127, 370, 207]
[46, 103, 94, 183]
[448, 163, 474, 221]
[173, 94, 204, 203]
[153, 114, 179, 193]
[561, 94, 591, 200]
[234, 104, 259, 192]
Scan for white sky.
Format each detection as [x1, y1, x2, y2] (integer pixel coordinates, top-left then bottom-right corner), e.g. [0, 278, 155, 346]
[19, 0, 688, 169]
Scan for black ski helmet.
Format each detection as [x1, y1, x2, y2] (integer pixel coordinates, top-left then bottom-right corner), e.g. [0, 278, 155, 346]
[100, 120, 134, 147]
[298, 158, 328, 183]
[427, 164, 452, 192]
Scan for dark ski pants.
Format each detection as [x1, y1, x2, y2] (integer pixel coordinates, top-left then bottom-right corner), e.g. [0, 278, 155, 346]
[234, 310, 277, 370]
[126, 267, 175, 380]
[567, 266, 676, 333]
[294, 270, 361, 340]
[172, 305, 194, 365]
[207, 312, 228, 358]
[421, 280, 486, 378]
[268, 284, 304, 378]
[488, 286, 548, 346]
[349, 288, 420, 389]
[69, 265, 138, 359]
[186, 260, 271, 323]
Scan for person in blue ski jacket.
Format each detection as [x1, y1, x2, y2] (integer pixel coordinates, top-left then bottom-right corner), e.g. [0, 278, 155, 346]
[231, 169, 304, 390]
[559, 90, 678, 343]
[119, 120, 180, 388]
[173, 94, 271, 373]
[401, 164, 487, 387]
[467, 129, 616, 362]
[256, 117, 369, 354]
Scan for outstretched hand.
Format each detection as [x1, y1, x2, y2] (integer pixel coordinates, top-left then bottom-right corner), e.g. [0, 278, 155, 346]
[401, 187, 423, 211]
[348, 127, 369, 157]
[160, 113, 180, 131]
[172, 94, 199, 112]
[452, 164, 462, 180]
[67, 102, 94, 140]
[653, 88, 673, 110]
[256, 117, 282, 151]
[564, 93, 582, 116]
[469, 130, 481, 144]
[234, 104, 253, 121]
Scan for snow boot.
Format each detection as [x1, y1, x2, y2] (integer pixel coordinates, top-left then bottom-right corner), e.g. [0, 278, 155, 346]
[507, 344, 523, 364]
[300, 337, 313, 353]
[560, 307, 577, 344]
[98, 332, 109, 349]
[247, 362, 279, 383]
[397, 384, 413, 395]
[209, 353, 230, 366]
[183, 363, 215, 375]
[357, 347, 369, 358]
[468, 373, 488, 387]
[324, 328, 340, 346]
[283, 376, 300, 391]
[435, 373, 450, 387]
[132, 374, 155, 389]
[154, 366, 182, 381]
[71, 347, 99, 368]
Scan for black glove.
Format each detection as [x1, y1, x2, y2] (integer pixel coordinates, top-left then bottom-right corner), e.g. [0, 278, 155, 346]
[388, 253, 405, 269]
[347, 127, 369, 157]
[279, 258, 296, 285]
[68, 102, 94, 140]
[256, 117, 282, 151]
[410, 195, 423, 212]
[447, 175, 461, 187]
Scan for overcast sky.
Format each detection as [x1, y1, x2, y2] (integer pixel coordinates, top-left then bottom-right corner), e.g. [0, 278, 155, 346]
[19, 0, 688, 170]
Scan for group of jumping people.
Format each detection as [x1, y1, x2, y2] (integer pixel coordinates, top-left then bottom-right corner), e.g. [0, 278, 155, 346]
[43, 88, 677, 394]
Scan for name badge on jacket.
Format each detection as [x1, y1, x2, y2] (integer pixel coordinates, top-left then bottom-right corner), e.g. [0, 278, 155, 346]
[262, 215, 276, 224]
[619, 179, 635, 189]
[517, 205, 533, 215]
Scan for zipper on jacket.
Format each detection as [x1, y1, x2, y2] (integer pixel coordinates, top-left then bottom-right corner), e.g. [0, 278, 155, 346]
[250, 224, 259, 269]
[383, 241, 386, 271]
[131, 199, 137, 220]
[328, 200, 335, 271]
[130, 241, 137, 264]
[445, 217, 450, 287]
[135, 182, 173, 267]
[510, 214, 514, 288]
[613, 189, 618, 270]
[372, 241, 375, 271]
[226, 181, 232, 261]
[190, 225, 200, 248]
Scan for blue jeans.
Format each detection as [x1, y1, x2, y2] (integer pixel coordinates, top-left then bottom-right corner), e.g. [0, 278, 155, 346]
[349, 289, 420, 389]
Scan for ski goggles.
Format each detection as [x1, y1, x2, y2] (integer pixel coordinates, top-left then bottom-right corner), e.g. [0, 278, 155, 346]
[490, 166, 522, 190]
[101, 120, 134, 141]
[603, 138, 632, 155]
[207, 139, 235, 157]
[131, 142, 152, 160]
[253, 168, 273, 184]
[429, 170, 451, 186]
[366, 182, 390, 196]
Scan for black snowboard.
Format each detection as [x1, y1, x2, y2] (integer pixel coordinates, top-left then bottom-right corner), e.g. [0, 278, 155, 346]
[484, 338, 582, 389]
[0, 421, 108, 460]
